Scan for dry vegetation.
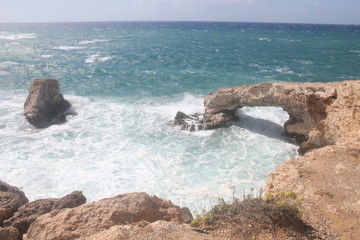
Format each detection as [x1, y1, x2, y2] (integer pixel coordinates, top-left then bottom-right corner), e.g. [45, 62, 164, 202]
[190, 189, 322, 239]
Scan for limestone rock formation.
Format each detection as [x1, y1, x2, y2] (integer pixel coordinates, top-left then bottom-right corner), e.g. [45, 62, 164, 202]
[266, 144, 360, 240]
[4, 191, 86, 235]
[79, 221, 210, 240]
[0, 226, 19, 240]
[0, 181, 28, 225]
[25, 192, 192, 240]
[200, 80, 360, 153]
[24, 79, 72, 128]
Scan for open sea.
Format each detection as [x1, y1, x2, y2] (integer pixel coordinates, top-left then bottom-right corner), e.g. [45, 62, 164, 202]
[1, 22, 359, 210]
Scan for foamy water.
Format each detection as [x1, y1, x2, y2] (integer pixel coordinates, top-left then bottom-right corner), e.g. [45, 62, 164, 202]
[1, 22, 359, 210]
[0, 89, 298, 210]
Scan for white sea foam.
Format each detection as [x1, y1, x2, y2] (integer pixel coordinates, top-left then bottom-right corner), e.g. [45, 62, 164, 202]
[85, 54, 113, 64]
[0, 61, 19, 68]
[275, 67, 294, 74]
[258, 37, 271, 41]
[41, 54, 52, 58]
[53, 46, 86, 51]
[85, 54, 99, 64]
[0, 91, 298, 210]
[0, 32, 37, 40]
[78, 39, 110, 45]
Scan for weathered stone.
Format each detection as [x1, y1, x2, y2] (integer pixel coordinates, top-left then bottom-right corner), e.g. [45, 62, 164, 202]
[25, 192, 191, 240]
[0, 181, 28, 224]
[4, 191, 86, 235]
[0, 226, 19, 240]
[84, 221, 211, 240]
[173, 111, 205, 131]
[180, 207, 193, 224]
[24, 79, 72, 128]
[266, 144, 360, 240]
[202, 81, 360, 153]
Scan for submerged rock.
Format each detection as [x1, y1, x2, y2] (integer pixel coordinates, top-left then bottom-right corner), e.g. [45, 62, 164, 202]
[0, 181, 28, 225]
[4, 191, 86, 235]
[25, 192, 192, 240]
[23, 79, 74, 128]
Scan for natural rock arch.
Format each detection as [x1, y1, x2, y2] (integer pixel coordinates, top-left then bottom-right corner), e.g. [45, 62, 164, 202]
[175, 81, 360, 154]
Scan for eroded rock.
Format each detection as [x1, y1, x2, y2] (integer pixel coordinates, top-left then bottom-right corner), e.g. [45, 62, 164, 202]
[0, 181, 28, 224]
[0, 226, 19, 240]
[25, 192, 192, 240]
[174, 81, 360, 154]
[24, 79, 73, 128]
[172, 111, 205, 131]
[266, 144, 360, 240]
[4, 191, 86, 235]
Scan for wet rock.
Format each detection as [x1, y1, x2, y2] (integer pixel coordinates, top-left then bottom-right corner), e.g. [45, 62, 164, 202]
[0, 181, 28, 224]
[173, 111, 206, 131]
[23, 79, 74, 128]
[25, 192, 190, 240]
[4, 191, 86, 235]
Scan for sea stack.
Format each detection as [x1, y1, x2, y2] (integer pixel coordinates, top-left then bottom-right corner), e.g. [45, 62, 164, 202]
[24, 79, 71, 128]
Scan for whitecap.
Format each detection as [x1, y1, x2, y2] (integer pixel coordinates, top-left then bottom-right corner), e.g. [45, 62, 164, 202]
[0, 32, 37, 40]
[275, 67, 294, 74]
[41, 55, 52, 58]
[78, 39, 110, 45]
[85, 54, 99, 64]
[0, 61, 19, 68]
[98, 56, 113, 62]
[85, 54, 113, 64]
[258, 37, 271, 41]
[53, 46, 86, 51]
[143, 70, 156, 74]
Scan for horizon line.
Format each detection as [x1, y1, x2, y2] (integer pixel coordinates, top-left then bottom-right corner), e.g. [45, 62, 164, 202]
[0, 20, 359, 27]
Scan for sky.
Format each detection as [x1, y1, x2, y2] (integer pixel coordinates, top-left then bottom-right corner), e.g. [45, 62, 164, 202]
[0, 0, 359, 25]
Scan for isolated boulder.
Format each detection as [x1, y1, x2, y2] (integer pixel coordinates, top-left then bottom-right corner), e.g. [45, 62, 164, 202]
[26, 192, 192, 240]
[4, 191, 86, 235]
[24, 79, 71, 128]
[0, 181, 28, 224]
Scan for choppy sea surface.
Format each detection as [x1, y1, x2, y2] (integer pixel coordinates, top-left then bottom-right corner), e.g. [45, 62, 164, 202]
[1, 22, 359, 210]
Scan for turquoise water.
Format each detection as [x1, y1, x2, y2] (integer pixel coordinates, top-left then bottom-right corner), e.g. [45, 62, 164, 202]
[0, 22, 359, 209]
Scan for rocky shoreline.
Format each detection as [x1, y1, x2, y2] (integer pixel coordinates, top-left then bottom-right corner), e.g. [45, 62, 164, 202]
[1, 79, 359, 239]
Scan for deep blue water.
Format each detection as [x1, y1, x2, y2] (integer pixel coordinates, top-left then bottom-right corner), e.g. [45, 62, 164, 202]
[0, 22, 359, 210]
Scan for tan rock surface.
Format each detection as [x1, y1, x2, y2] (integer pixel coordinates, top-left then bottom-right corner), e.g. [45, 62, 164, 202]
[0, 181, 28, 225]
[204, 80, 360, 153]
[204, 80, 360, 239]
[0, 226, 20, 240]
[24, 78, 71, 128]
[267, 144, 360, 240]
[25, 192, 191, 240]
[4, 191, 86, 235]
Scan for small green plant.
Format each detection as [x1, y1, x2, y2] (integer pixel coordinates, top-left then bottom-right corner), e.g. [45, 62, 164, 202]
[190, 208, 216, 228]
